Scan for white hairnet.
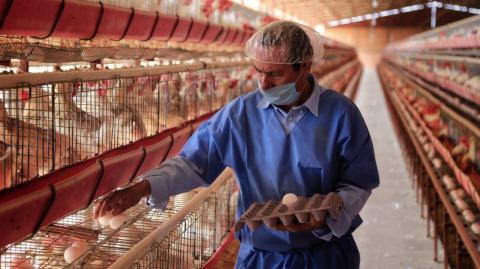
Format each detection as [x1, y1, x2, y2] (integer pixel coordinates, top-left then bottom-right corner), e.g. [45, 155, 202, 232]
[245, 21, 324, 64]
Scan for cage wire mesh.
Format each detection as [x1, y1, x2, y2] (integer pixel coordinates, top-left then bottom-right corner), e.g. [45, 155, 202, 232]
[0, 64, 255, 190]
[0, 41, 237, 63]
[0, 174, 238, 269]
[0, 42, 244, 63]
[130, 176, 238, 269]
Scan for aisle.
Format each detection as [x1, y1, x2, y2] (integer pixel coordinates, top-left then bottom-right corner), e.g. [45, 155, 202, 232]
[353, 68, 443, 269]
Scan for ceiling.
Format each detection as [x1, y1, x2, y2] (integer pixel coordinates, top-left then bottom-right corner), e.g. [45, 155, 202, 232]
[258, 0, 480, 28]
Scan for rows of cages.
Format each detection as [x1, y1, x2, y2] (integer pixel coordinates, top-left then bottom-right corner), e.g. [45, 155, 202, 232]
[0, 171, 238, 269]
[317, 59, 362, 97]
[0, 65, 256, 190]
[379, 63, 480, 267]
[385, 53, 480, 109]
[310, 49, 357, 79]
[387, 15, 480, 51]
[0, 46, 361, 191]
[0, 41, 247, 68]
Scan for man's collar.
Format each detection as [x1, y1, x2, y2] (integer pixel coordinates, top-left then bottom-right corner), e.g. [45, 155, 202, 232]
[257, 74, 323, 117]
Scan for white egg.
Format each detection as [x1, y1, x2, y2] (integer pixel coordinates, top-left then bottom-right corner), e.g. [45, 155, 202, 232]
[109, 214, 129, 229]
[282, 193, 298, 207]
[98, 212, 113, 226]
[432, 158, 442, 169]
[64, 246, 87, 264]
[422, 143, 431, 152]
[450, 189, 466, 200]
[72, 240, 89, 252]
[463, 210, 476, 223]
[471, 222, 480, 235]
[442, 175, 456, 191]
[454, 198, 469, 211]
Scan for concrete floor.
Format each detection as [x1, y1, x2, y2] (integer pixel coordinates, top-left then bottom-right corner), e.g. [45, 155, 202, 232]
[353, 68, 443, 269]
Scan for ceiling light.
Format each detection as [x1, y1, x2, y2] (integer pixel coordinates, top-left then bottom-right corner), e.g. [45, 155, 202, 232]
[400, 4, 424, 13]
[328, 21, 340, 27]
[427, 1, 442, 8]
[314, 24, 325, 34]
[444, 4, 468, 12]
[468, 8, 480, 14]
[351, 16, 364, 22]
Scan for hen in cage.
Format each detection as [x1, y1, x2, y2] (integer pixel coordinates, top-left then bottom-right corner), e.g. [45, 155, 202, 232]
[54, 83, 104, 158]
[0, 88, 27, 118]
[182, 72, 201, 121]
[0, 141, 15, 189]
[197, 72, 215, 116]
[72, 80, 148, 150]
[20, 83, 110, 159]
[212, 70, 232, 110]
[116, 76, 162, 137]
[155, 74, 186, 129]
[109, 106, 147, 146]
[0, 100, 82, 183]
[73, 81, 115, 119]
[22, 86, 52, 130]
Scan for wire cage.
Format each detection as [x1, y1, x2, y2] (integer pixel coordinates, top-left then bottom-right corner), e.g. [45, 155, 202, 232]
[0, 42, 242, 64]
[0, 63, 253, 190]
[0, 172, 238, 269]
[378, 64, 480, 267]
[125, 173, 238, 269]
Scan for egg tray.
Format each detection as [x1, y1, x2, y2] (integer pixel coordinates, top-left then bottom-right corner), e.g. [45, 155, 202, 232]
[234, 192, 343, 232]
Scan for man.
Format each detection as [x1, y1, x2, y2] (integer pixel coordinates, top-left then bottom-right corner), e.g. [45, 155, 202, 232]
[95, 21, 379, 268]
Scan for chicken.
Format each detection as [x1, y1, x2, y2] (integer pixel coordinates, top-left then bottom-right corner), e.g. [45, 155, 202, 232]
[399, 86, 416, 104]
[155, 74, 186, 129]
[109, 106, 147, 147]
[451, 136, 469, 157]
[182, 72, 200, 120]
[54, 83, 103, 158]
[73, 81, 114, 119]
[0, 100, 81, 180]
[22, 86, 52, 129]
[199, 71, 216, 115]
[463, 75, 480, 90]
[0, 88, 27, 118]
[116, 77, 161, 136]
[0, 143, 15, 189]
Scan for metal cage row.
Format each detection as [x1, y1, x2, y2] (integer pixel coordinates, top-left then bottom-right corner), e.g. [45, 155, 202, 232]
[0, 171, 238, 269]
[0, 64, 255, 189]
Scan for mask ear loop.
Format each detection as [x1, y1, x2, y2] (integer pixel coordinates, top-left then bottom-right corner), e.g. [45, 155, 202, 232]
[294, 63, 309, 92]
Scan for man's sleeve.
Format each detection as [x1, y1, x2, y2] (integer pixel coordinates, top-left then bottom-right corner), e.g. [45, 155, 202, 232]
[140, 121, 227, 210]
[315, 101, 380, 239]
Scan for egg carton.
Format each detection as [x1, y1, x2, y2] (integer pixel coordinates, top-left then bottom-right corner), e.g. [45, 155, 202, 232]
[234, 192, 343, 231]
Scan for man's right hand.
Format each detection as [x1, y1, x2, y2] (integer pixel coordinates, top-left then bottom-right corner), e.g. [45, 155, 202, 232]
[94, 180, 151, 219]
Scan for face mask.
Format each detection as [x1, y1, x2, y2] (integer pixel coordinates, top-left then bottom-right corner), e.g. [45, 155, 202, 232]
[258, 81, 299, 106]
[258, 68, 305, 106]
